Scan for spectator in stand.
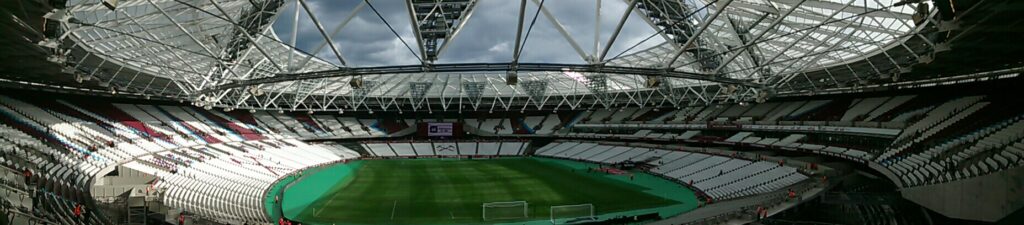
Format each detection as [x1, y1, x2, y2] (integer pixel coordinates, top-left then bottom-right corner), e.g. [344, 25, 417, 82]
[73, 204, 85, 222]
[756, 206, 764, 220]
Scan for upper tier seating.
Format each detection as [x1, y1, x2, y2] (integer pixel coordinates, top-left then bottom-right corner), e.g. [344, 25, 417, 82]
[535, 115, 562, 134]
[863, 96, 915, 122]
[574, 96, 918, 125]
[841, 97, 890, 121]
[885, 115, 1024, 186]
[465, 114, 569, 135]
[880, 96, 986, 161]
[361, 140, 528, 157]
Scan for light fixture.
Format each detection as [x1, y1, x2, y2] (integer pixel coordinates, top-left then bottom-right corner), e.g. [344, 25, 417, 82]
[505, 71, 518, 85]
[102, 0, 118, 10]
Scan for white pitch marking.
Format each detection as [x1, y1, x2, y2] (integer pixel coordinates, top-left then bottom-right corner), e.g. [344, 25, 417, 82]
[390, 200, 398, 220]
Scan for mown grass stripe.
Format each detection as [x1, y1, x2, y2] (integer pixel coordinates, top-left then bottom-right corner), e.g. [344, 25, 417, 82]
[280, 158, 696, 225]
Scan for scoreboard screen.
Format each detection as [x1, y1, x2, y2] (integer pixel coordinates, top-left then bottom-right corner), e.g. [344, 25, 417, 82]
[417, 122, 461, 138]
[426, 123, 454, 137]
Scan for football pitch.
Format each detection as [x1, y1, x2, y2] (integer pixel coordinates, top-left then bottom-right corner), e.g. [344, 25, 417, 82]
[271, 157, 697, 224]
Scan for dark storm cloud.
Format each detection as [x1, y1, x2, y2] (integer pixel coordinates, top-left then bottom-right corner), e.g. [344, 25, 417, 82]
[272, 0, 667, 67]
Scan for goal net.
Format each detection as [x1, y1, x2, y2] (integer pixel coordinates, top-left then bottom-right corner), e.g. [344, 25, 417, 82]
[550, 204, 595, 224]
[482, 201, 528, 221]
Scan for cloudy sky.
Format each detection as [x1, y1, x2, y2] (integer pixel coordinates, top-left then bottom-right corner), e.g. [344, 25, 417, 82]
[271, 0, 669, 67]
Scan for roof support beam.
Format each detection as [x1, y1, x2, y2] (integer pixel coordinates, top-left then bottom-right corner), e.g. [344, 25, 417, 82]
[298, 0, 348, 67]
[532, 0, 591, 62]
[775, 0, 912, 19]
[207, 0, 284, 72]
[599, 0, 638, 63]
[712, 0, 807, 74]
[664, 0, 735, 68]
[198, 62, 764, 95]
[113, 9, 206, 82]
[436, 2, 479, 58]
[288, 0, 301, 71]
[743, 0, 853, 80]
[296, 1, 366, 70]
[405, 0, 430, 62]
[594, 0, 601, 56]
[144, 0, 239, 90]
[512, 0, 528, 64]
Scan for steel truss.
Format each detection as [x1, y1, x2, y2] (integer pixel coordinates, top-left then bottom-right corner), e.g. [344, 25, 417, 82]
[216, 82, 762, 113]
[52, 0, 938, 112]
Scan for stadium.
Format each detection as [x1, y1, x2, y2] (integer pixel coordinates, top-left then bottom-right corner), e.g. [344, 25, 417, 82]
[0, 0, 1023, 224]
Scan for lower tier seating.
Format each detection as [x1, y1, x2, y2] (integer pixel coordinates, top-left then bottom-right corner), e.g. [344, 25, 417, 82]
[535, 141, 808, 200]
[126, 139, 359, 224]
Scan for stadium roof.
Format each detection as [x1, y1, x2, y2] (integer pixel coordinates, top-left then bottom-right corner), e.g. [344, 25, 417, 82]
[2, 0, 1021, 112]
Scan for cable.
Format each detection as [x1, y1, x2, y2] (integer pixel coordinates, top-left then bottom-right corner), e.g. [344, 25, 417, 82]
[364, 0, 424, 64]
[516, 0, 546, 58]
[608, 0, 722, 61]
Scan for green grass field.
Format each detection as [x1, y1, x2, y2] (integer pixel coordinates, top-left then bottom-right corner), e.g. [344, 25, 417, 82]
[273, 157, 696, 225]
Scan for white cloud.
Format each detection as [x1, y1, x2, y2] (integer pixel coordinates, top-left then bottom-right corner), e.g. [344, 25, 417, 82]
[488, 42, 510, 53]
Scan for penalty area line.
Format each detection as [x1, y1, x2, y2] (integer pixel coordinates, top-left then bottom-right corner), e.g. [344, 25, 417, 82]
[390, 200, 398, 220]
[315, 190, 342, 216]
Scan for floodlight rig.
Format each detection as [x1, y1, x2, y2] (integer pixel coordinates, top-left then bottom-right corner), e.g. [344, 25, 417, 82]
[41, 9, 73, 66]
[102, 0, 119, 10]
[506, 70, 518, 86]
[755, 88, 776, 104]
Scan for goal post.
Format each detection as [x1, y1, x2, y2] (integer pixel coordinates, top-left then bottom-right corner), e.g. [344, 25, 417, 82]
[550, 204, 595, 224]
[482, 201, 528, 221]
